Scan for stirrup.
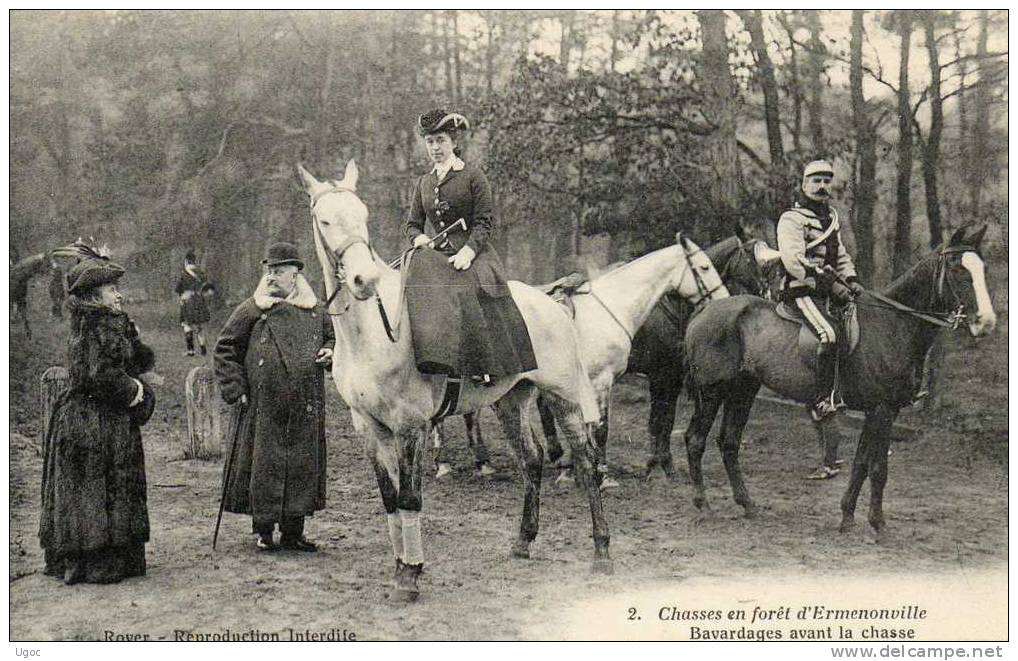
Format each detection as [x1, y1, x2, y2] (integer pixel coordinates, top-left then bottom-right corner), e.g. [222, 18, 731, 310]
[810, 395, 839, 422]
[806, 465, 841, 480]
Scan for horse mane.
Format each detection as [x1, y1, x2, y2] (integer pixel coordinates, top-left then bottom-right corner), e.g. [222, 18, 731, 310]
[881, 245, 942, 298]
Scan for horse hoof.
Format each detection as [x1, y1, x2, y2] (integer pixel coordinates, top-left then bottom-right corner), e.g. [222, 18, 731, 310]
[599, 476, 620, 491]
[388, 588, 420, 603]
[591, 558, 615, 575]
[742, 504, 759, 519]
[838, 517, 856, 534]
[511, 543, 531, 559]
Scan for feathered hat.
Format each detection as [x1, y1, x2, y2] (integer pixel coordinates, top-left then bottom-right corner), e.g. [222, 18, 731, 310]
[52, 238, 126, 295]
[417, 109, 470, 136]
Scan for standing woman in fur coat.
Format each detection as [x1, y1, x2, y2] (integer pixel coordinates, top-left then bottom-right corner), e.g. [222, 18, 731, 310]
[39, 250, 156, 584]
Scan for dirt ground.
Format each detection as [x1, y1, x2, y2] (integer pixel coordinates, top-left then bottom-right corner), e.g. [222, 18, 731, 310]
[8, 270, 1008, 641]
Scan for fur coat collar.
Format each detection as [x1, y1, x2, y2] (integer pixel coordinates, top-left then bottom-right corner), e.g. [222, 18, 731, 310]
[253, 273, 318, 311]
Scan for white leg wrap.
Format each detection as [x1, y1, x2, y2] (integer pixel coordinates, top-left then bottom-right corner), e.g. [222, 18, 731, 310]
[400, 509, 424, 566]
[386, 512, 404, 561]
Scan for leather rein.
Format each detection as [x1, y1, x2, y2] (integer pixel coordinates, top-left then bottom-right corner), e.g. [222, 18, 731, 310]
[852, 246, 975, 330]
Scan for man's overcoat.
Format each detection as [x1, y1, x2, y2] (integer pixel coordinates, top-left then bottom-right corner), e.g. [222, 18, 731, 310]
[214, 276, 334, 521]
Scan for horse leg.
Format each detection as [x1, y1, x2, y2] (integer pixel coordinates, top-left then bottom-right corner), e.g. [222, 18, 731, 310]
[393, 424, 428, 601]
[865, 405, 898, 540]
[536, 394, 568, 467]
[356, 414, 407, 597]
[493, 383, 543, 559]
[684, 386, 722, 513]
[717, 379, 761, 518]
[543, 391, 613, 574]
[839, 415, 877, 533]
[646, 369, 682, 479]
[18, 302, 31, 339]
[594, 388, 617, 489]
[464, 412, 493, 475]
[431, 420, 452, 478]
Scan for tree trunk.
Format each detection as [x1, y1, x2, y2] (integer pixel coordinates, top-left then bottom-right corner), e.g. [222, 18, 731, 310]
[777, 12, 803, 154]
[40, 366, 69, 456]
[698, 10, 740, 216]
[806, 10, 826, 153]
[850, 10, 876, 283]
[442, 11, 454, 102]
[610, 11, 619, 72]
[185, 366, 236, 460]
[450, 10, 462, 104]
[969, 10, 990, 218]
[892, 14, 914, 278]
[559, 10, 576, 71]
[954, 29, 970, 193]
[740, 10, 784, 170]
[921, 13, 944, 248]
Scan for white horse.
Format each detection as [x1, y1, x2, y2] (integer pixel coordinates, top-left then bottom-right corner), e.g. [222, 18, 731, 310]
[299, 160, 612, 600]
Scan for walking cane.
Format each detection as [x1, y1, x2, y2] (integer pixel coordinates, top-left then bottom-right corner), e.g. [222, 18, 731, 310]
[213, 397, 245, 551]
[387, 218, 467, 269]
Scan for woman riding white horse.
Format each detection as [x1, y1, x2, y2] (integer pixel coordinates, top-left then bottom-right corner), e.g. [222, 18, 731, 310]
[300, 159, 611, 601]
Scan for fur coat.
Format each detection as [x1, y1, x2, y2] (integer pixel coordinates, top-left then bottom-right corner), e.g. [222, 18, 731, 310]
[39, 298, 156, 560]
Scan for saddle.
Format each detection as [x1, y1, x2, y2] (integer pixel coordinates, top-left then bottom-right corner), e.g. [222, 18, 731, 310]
[775, 299, 860, 364]
[536, 272, 590, 319]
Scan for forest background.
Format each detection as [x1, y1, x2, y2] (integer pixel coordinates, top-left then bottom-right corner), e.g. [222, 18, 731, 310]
[9, 10, 1008, 300]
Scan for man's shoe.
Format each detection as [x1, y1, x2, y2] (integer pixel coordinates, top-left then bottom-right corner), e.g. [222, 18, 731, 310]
[255, 535, 277, 552]
[475, 463, 497, 477]
[435, 463, 453, 479]
[280, 536, 317, 552]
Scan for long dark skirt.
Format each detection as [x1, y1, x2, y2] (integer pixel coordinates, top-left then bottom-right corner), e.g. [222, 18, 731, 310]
[405, 248, 537, 377]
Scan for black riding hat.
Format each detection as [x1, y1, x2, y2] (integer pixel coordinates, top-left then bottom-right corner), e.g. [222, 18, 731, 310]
[262, 242, 304, 270]
[418, 109, 470, 136]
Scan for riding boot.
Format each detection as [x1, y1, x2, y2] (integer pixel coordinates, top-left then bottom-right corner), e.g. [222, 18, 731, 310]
[811, 343, 839, 422]
[184, 331, 195, 356]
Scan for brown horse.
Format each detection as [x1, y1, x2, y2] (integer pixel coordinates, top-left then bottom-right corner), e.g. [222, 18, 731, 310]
[683, 226, 996, 537]
[10, 253, 53, 338]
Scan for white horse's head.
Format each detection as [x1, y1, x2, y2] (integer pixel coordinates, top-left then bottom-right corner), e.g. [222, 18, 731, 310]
[298, 160, 380, 301]
[675, 233, 728, 303]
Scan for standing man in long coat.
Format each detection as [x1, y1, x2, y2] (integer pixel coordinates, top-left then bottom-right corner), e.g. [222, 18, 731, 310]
[213, 242, 334, 552]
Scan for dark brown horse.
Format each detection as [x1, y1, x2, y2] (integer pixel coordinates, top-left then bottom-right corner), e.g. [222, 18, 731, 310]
[682, 226, 997, 537]
[10, 253, 53, 338]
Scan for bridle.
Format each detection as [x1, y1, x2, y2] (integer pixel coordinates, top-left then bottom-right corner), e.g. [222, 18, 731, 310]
[855, 245, 976, 330]
[716, 239, 770, 298]
[309, 185, 407, 342]
[678, 234, 727, 304]
[309, 184, 374, 310]
[587, 233, 725, 342]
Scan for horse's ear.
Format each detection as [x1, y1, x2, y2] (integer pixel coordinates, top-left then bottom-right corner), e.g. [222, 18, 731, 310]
[947, 226, 967, 247]
[675, 231, 685, 247]
[967, 225, 988, 249]
[343, 159, 359, 191]
[297, 163, 327, 196]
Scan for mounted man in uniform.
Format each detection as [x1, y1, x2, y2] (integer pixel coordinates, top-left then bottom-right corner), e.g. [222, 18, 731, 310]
[776, 160, 865, 422]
